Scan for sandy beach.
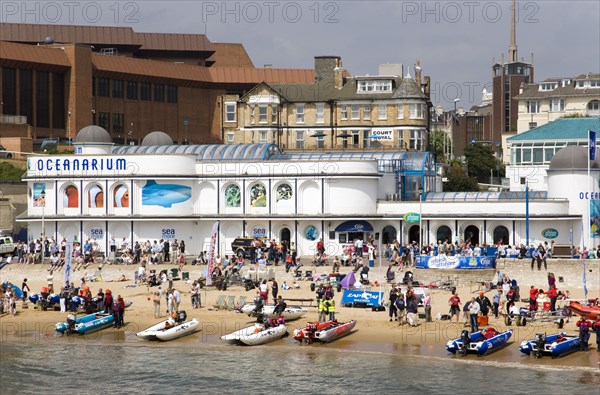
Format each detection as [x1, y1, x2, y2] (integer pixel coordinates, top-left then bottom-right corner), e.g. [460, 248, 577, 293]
[1, 258, 598, 370]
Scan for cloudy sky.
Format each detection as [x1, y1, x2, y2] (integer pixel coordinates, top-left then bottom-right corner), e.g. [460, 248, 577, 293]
[4, 1, 599, 108]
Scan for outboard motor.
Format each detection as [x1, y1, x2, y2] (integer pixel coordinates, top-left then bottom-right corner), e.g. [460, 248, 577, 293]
[66, 314, 77, 335]
[534, 333, 546, 358]
[177, 310, 187, 324]
[459, 330, 471, 355]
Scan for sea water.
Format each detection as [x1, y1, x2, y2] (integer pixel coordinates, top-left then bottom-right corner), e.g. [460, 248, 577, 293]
[0, 340, 598, 394]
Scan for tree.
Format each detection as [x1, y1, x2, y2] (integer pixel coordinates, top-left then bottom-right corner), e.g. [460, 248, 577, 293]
[430, 130, 451, 163]
[444, 164, 479, 192]
[464, 143, 503, 183]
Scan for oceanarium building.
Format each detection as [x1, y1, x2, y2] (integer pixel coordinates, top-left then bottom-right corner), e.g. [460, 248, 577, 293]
[20, 126, 598, 257]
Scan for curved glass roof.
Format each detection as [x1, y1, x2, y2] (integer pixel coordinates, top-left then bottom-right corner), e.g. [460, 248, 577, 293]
[112, 144, 283, 161]
[281, 151, 433, 173]
[424, 191, 548, 202]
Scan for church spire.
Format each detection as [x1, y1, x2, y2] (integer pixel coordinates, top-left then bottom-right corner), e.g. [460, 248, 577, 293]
[508, 0, 518, 62]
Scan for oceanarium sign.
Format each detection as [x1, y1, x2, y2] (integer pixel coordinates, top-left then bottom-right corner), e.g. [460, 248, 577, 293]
[30, 158, 127, 172]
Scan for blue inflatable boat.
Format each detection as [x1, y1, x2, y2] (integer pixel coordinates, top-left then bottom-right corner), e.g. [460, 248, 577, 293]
[75, 313, 115, 334]
[446, 328, 513, 356]
[55, 313, 99, 333]
[519, 332, 581, 358]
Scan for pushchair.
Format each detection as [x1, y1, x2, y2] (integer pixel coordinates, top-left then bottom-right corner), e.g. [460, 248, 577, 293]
[360, 266, 370, 285]
[386, 266, 395, 283]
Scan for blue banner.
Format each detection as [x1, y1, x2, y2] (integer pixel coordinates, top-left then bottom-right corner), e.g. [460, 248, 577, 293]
[416, 255, 496, 269]
[341, 290, 384, 307]
[590, 130, 596, 160]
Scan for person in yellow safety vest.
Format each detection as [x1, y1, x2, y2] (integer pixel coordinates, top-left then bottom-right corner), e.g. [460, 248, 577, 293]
[318, 298, 328, 323]
[327, 296, 336, 321]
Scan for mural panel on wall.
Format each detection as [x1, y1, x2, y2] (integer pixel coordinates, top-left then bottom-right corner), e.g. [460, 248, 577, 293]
[250, 183, 266, 207]
[33, 183, 46, 207]
[276, 184, 292, 201]
[142, 180, 192, 208]
[64, 185, 79, 208]
[88, 185, 104, 208]
[225, 184, 241, 207]
[591, 200, 600, 238]
[304, 225, 319, 241]
[113, 184, 130, 208]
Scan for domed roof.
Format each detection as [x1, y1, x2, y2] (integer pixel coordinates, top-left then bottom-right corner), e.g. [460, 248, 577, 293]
[75, 125, 112, 144]
[141, 131, 174, 146]
[549, 145, 600, 170]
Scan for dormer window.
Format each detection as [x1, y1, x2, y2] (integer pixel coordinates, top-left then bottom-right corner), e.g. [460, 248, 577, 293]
[561, 79, 571, 87]
[576, 80, 585, 88]
[357, 80, 392, 93]
[539, 83, 557, 91]
[590, 80, 600, 88]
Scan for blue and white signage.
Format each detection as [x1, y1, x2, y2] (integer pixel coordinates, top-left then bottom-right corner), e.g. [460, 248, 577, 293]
[416, 255, 496, 269]
[341, 290, 384, 307]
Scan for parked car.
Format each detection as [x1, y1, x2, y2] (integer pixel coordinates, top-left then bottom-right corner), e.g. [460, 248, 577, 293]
[231, 237, 268, 258]
[0, 145, 13, 158]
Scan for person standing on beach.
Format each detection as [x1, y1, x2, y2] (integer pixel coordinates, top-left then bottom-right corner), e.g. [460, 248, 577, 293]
[271, 280, 279, 300]
[469, 297, 480, 333]
[96, 288, 105, 313]
[423, 292, 432, 322]
[173, 288, 181, 312]
[592, 313, 600, 352]
[406, 297, 419, 327]
[318, 297, 328, 323]
[448, 292, 461, 322]
[327, 296, 336, 321]
[576, 315, 592, 351]
[47, 270, 54, 293]
[388, 286, 399, 322]
[259, 280, 268, 303]
[476, 293, 491, 317]
[21, 278, 30, 302]
[396, 291, 406, 326]
[492, 289, 502, 318]
[153, 291, 161, 318]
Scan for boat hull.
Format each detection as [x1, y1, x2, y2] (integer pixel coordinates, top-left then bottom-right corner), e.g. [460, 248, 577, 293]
[154, 319, 200, 341]
[221, 324, 263, 344]
[238, 324, 287, 346]
[519, 333, 581, 357]
[240, 303, 307, 321]
[446, 329, 512, 356]
[55, 313, 97, 333]
[568, 301, 600, 320]
[314, 320, 357, 343]
[75, 314, 114, 334]
[137, 320, 169, 340]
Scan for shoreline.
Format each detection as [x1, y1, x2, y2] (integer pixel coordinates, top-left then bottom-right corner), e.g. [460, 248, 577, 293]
[1, 261, 598, 370]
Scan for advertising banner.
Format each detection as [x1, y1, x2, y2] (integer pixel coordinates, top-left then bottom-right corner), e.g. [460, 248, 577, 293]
[416, 255, 496, 269]
[341, 290, 384, 307]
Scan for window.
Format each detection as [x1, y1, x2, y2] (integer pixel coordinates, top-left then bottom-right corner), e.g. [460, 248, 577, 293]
[316, 103, 325, 124]
[378, 104, 387, 120]
[3, 68, 17, 116]
[363, 105, 371, 120]
[409, 103, 424, 119]
[341, 105, 348, 120]
[227, 133, 235, 143]
[112, 113, 124, 133]
[296, 104, 305, 123]
[140, 83, 151, 101]
[36, 71, 49, 128]
[550, 99, 565, 112]
[98, 78, 110, 97]
[397, 130, 405, 148]
[357, 80, 392, 92]
[224, 184, 241, 207]
[98, 112, 110, 131]
[539, 83, 557, 91]
[271, 105, 278, 124]
[112, 80, 124, 98]
[409, 129, 423, 150]
[590, 80, 600, 88]
[153, 84, 164, 102]
[225, 103, 236, 122]
[52, 73, 65, 129]
[126, 81, 138, 100]
[350, 104, 360, 120]
[249, 106, 255, 124]
[296, 130, 304, 149]
[588, 100, 600, 111]
[576, 80, 585, 88]
[258, 130, 268, 143]
[167, 85, 178, 103]
[526, 101, 539, 113]
[316, 134, 324, 149]
[397, 104, 404, 119]
[258, 105, 268, 123]
[19, 69, 33, 123]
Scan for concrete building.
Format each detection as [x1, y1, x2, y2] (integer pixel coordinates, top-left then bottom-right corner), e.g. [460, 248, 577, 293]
[18, 125, 599, 256]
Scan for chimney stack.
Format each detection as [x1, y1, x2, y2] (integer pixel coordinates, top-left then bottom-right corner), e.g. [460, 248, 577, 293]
[415, 60, 422, 85]
[314, 56, 341, 82]
[334, 58, 344, 89]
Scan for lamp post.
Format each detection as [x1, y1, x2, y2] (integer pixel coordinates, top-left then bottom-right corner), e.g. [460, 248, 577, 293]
[419, 188, 423, 249]
[452, 98, 460, 160]
[183, 119, 189, 144]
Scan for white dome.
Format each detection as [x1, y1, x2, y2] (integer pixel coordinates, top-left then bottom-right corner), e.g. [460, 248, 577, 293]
[75, 125, 112, 144]
[141, 131, 174, 146]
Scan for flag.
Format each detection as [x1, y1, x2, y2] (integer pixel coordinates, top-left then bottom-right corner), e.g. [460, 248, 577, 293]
[583, 259, 588, 300]
[206, 221, 219, 286]
[64, 241, 73, 286]
[589, 130, 596, 160]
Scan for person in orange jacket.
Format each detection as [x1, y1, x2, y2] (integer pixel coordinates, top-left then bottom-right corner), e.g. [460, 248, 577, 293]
[576, 315, 592, 351]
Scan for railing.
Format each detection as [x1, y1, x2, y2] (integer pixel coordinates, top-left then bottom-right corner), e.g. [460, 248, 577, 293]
[1, 115, 27, 125]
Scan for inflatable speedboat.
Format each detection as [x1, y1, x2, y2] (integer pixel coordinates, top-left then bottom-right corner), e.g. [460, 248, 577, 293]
[446, 328, 512, 356]
[519, 332, 581, 358]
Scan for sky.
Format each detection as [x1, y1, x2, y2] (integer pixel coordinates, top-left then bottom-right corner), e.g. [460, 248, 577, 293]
[2, 1, 599, 109]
